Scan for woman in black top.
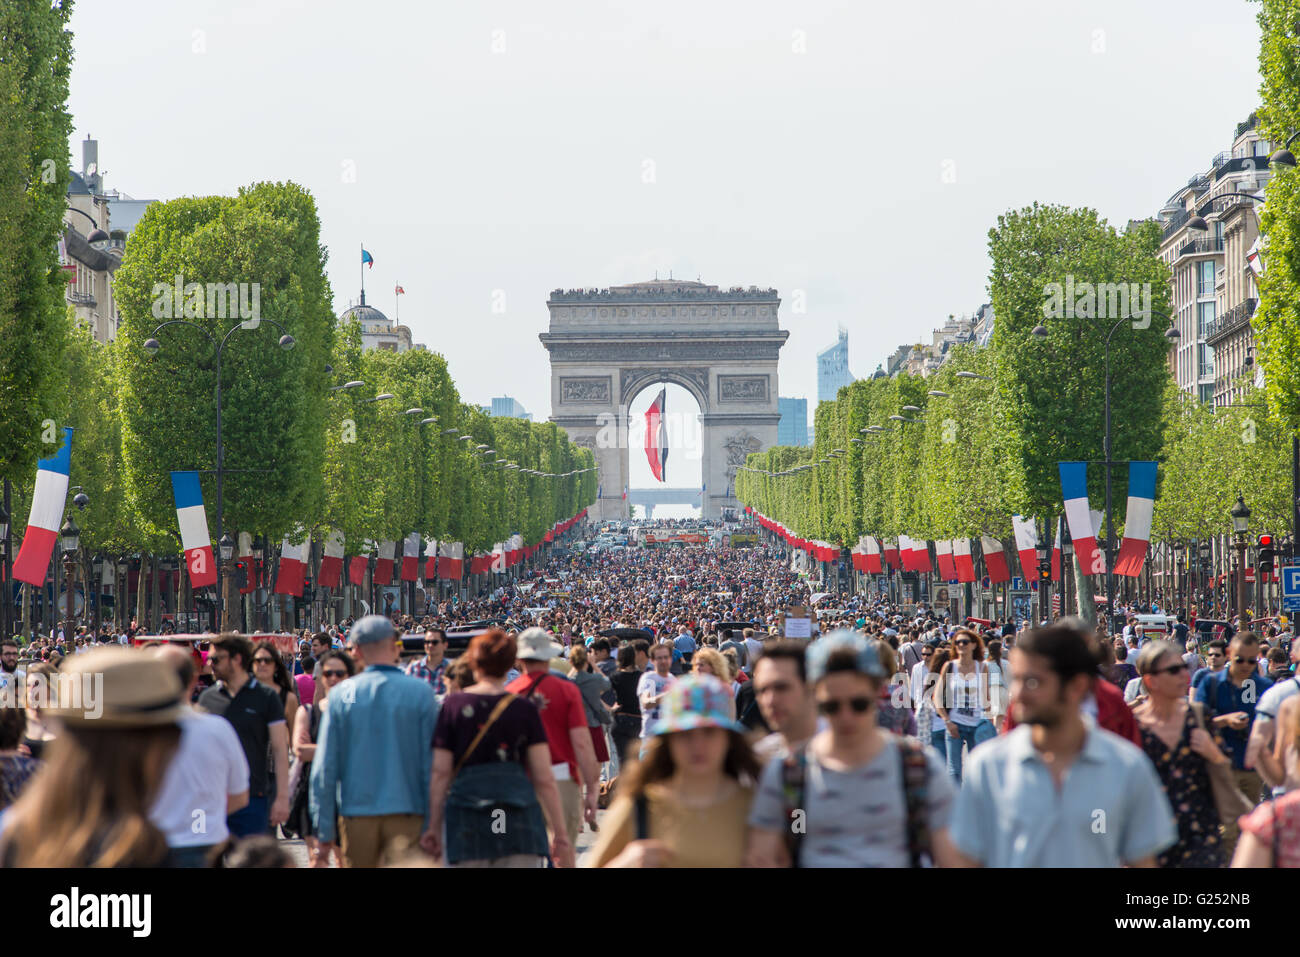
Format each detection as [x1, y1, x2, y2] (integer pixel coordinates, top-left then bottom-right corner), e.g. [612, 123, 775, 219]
[609, 644, 643, 767]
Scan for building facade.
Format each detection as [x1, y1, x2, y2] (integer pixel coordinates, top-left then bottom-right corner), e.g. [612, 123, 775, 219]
[338, 291, 423, 352]
[1158, 113, 1271, 404]
[817, 327, 854, 403]
[777, 396, 809, 446]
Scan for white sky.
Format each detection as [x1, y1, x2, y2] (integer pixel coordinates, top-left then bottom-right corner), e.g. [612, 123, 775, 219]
[69, 0, 1263, 485]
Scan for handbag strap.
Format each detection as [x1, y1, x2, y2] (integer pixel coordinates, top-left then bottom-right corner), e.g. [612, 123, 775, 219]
[453, 693, 517, 778]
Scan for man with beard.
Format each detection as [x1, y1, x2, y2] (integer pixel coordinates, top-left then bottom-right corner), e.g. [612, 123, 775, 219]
[0, 639, 24, 707]
[948, 623, 1176, 867]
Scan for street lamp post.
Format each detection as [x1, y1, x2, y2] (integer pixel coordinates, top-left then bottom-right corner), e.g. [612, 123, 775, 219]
[144, 319, 295, 634]
[61, 517, 80, 638]
[1231, 495, 1251, 628]
[218, 533, 235, 632]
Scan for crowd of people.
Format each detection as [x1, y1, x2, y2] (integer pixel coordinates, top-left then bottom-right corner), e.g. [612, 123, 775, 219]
[0, 525, 1298, 870]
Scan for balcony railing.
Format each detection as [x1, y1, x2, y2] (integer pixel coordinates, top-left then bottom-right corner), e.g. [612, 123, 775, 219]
[1162, 207, 1191, 239]
[66, 291, 96, 307]
[1204, 298, 1256, 345]
[1177, 235, 1225, 258]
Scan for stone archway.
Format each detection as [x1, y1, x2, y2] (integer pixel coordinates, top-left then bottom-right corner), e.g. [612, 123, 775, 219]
[541, 278, 788, 520]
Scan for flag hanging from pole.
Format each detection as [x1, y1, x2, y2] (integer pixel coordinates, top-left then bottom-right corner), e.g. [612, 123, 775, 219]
[170, 471, 217, 589]
[1059, 462, 1104, 576]
[645, 388, 668, 483]
[319, 530, 345, 589]
[13, 427, 72, 586]
[1011, 515, 1038, 582]
[1114, 462, 1157, 577]
[362, 248, 374, 268]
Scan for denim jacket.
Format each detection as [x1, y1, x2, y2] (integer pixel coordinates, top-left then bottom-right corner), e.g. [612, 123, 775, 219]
[309, 664, 440, 843]
[445, 762, 549, 863]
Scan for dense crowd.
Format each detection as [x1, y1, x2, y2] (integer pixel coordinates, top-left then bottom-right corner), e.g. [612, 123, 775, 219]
[0, 525, 1298, 870]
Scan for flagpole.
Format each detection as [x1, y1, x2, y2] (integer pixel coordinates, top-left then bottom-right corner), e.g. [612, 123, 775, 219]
[395, 281, 399, 324]
[360, 242, 364, 305]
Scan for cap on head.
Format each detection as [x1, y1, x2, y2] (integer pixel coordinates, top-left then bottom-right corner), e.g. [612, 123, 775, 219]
[807, 630, 887, 684]
[350, 614, 397, 646]
[516, 627, 563, 661]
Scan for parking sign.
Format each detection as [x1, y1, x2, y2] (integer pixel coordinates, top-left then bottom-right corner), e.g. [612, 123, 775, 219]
[1283, 566, 1300, 611]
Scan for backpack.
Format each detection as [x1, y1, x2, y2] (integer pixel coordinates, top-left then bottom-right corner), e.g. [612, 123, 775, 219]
[780, 737, 931, 867]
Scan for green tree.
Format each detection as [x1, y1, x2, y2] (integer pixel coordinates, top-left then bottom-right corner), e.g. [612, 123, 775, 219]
[0, 0, 75, 488]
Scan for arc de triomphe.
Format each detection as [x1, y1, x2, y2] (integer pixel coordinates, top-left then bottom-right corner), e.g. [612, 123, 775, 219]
[540, 279, 789, 520]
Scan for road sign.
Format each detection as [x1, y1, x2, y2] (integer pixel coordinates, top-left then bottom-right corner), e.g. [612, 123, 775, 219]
[1283, 566, 1300, 611]
[1011, 576, 1025, 591]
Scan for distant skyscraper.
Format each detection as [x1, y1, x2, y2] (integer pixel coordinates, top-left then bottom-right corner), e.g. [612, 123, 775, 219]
[777, 397, 809, 446]
[817, 326, 854, 403]
[490, 396, 532, 421]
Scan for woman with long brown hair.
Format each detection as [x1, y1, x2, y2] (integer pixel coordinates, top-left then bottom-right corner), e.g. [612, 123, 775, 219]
[0, 647, 188, 867]
[588, 674, 758, 868]
[290, 649, 355, 867]
[933, 627, 996, 783]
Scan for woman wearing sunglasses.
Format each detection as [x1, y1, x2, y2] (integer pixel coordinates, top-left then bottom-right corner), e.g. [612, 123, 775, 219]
[1132, 639, 1229, 867]
[290, 649, 356, 867]
[933, 629, 997, 783]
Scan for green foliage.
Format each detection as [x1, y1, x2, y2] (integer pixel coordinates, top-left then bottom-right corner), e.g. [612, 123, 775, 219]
[0, 0, 75, 488]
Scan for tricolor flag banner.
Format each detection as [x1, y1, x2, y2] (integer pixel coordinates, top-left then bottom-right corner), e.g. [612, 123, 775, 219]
[375, 540, 397, 585]
[170, 471, 217, 588]
[13, 427, 73, 586]
[1247, 237, 1264, 276]
[980, 536, 1011, 584]
[936, 539, 956, 580]
[645, 387, 668, 483]
[1012, 515, 1039, 582]
[1059, 462, 1104, 576]
[438, 542, 464, 580]
[897, 534, 913, 571]
[349, 554, 368, 587]
[401, 532, 421, 582]
[489, 542, 506, 574]
[953, 538, 976, 583]
[1051, 516, 1063, 582]
[911, 539, 933, 575]
[863, 536, 882, 574]
[1114, 461, 1157, 577]
[623, 485, 628, 501]
[362, 247, 374, 268]
[319, 530, 346, 589]
[275, 534, 310, 596]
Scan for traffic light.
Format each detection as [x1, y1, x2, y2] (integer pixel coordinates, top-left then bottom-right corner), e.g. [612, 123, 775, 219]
[1258, 534, 1275, 575]
[234, 560, 249, 589]
[1038, 564, 1051, 583]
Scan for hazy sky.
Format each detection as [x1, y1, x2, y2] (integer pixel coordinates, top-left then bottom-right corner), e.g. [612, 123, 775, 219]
[67, 0, 1264, 510]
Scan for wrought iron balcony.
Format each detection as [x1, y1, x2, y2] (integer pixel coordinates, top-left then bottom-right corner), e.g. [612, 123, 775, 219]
[66, 291, 96, 307]
[1177, 235, 1224, 258]
[1204, 298, 1256, 346]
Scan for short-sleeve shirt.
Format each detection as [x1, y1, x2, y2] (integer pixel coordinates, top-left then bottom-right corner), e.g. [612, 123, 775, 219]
[747, 735, 954, 867]
[949, 718, 1177, 867]
[506, 672, 587, 779]
[1196, 671, 1274, 770]
[635, 671, 676, 738]
[433, 692, 547, 768]
[197, 677, 285, 798]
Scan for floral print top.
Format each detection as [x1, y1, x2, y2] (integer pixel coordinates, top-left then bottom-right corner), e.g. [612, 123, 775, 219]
[1137, 705, 1224, 868]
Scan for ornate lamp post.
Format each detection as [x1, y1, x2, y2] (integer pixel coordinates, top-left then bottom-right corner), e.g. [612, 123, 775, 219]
[60, 517, 80, 637]
[1231, 495, 1251, 628]
[218, 533, 235, 632]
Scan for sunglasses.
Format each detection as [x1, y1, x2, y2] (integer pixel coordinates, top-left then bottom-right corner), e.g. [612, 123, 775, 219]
[253, 657, 275, 665]
[818, 696, 873, 716]
[424, 639, 442, 646]
[954, 639, 973, 647]
[1234, 656, 1259, 666]
[322, 669, 348, 678]
[1149, 662, 1189, 676]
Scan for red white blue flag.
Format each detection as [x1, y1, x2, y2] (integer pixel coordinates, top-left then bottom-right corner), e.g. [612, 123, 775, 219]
[645, 388, 668, 483]
[170, 471, 217, 588]
[13, 428, 72, 586]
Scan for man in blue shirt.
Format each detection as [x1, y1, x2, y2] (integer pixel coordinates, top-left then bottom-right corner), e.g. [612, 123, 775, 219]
[310, 615, 440, 867]
[950, 622, 1175, 868]
[1190, 640, 1228, 695]
[1195, 631, 1271, 857]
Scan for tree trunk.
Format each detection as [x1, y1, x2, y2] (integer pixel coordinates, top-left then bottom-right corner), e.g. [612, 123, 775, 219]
[135, 554, 147, 630]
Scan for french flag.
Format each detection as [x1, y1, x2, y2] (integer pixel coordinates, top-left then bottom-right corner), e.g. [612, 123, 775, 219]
[170, 471, 217, 588]
[319, 530, 345, 589]
[883, 541, 901, 570]
[1059, 462, 1104, 576]
[401, 532, 421, 582]
[980, 536, 1011, 583]
[238, 532, 258, 594]
[13, 427, 72, 586]
[375, 540, 397, 584]
[645, 388, 668, 482]
[438, 542, 464, 579]
[1011, 515, 1038, 582]
[275, 534, 309, 596]
[936, 539, 956, 580]
[349, 553, 368, 587]
[1114, 462, 1157, 577]
[910, 539, 933, 575]
[863, 536, 882, 574]
[424, 537, 439, 580]
[953, 538, 976, 582]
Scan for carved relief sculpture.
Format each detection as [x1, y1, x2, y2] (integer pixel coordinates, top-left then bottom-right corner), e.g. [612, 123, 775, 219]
[718, 375, 769, 402]
[560, 377, 611, 403]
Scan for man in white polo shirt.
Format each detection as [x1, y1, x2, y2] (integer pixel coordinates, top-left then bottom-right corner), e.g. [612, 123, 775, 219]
[149, 645, 250, 867]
